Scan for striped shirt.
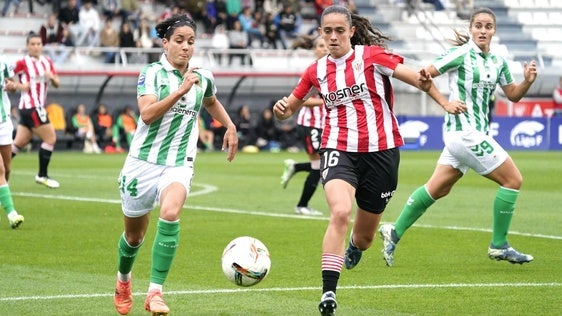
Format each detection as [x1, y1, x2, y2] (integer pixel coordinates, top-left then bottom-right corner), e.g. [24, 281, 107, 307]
[13, 55, 57, 110]
[434, 40, 514, 133]
[131, 55, 216, 166]
[296, 95, 324, 129]
[292, 45, 404, 152]
[0, 56, 14, 123]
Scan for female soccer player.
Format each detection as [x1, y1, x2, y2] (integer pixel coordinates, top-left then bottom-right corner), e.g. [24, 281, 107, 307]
[0, 56, 24, 228]
[112, 15, 238, 316]
[11, 32, 60, 188]
[379, 7, 537, 267]
[280, 35, 328, 216]
[273, 5, 462, 315]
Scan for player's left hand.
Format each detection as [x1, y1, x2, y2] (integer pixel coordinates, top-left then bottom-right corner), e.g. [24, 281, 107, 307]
[222, 124, 238, 162]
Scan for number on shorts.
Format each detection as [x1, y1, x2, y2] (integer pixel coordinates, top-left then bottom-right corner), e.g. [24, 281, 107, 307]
[119, 175, 138, 197]
[470, 140, 494, 157]
[322, 150, 340, 169]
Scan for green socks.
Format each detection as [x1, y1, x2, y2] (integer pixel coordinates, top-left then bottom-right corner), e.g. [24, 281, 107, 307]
[492, 186, 518, 247]
[117, 233, 142, 275]
[150, 218, 180, 285]
[0, 185, 15, 215]
[394, 186, 435, 238]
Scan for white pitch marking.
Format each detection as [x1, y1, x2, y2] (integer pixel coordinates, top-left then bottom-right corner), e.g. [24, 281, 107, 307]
[0, 282, 560, 302]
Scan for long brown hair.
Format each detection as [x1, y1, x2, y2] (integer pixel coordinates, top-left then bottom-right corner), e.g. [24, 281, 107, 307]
[320, 5, 392, 49]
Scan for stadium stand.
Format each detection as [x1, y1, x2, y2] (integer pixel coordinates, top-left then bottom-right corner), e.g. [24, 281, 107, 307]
[1, 0, 560, 119]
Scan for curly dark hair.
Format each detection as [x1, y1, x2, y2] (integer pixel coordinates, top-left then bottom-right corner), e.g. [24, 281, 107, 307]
[155, 14, 197, 40]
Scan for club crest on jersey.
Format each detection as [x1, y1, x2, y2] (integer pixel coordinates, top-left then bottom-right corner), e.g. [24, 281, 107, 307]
[137, 74, 145, 86]
[352, 60, 363, 72]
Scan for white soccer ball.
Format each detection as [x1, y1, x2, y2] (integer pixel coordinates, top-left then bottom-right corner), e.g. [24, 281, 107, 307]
[221, 236, 271, 287]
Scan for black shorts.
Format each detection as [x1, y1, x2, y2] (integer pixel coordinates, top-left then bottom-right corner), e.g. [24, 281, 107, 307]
[297, 125, 322, 156]
[19, 107, 50, 129]
[320, 148, 400, 214]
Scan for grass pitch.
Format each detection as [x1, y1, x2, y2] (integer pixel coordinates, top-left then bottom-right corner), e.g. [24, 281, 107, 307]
[0, 150, 560, 315]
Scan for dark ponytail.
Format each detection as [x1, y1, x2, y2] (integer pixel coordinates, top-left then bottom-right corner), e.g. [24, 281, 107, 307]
[155, 14, 197, 40]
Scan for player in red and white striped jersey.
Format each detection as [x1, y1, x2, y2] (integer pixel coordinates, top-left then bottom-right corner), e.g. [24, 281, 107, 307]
[11, 32, 61, 188]
[273, 6, 458, 315]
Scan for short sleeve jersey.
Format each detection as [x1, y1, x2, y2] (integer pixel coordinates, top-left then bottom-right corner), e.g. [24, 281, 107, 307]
[132, 55, 216, 166]
[0, 57, 14, 123]
[433, 40, 514, 133]
[296, 94, 324, 129]
[292, 45, 404, 152]
[13, 55, 57, 110]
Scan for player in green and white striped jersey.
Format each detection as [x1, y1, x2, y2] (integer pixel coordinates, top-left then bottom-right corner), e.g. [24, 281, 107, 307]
[0, 55, 24, 229]
[113, 15, 238, 316]
[380, 7, 537, 266]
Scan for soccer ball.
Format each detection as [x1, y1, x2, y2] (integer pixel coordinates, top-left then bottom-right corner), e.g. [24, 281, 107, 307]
[221, 236, 271, 287]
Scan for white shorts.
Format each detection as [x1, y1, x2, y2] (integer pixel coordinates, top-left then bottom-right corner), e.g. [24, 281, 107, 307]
[118, 156, 194, 218]
[0, 120, 14, 146]
[437, 130, 508, 175]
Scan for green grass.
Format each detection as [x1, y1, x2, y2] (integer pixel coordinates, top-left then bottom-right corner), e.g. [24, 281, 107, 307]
[0, 150, 560, 315]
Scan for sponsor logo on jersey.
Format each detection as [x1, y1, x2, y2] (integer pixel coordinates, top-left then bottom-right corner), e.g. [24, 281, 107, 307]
[321, 83, 367, 107]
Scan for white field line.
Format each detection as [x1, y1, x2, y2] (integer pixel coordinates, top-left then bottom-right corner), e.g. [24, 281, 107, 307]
[1, 282, 560, 302]
[12, 189, 562, 241]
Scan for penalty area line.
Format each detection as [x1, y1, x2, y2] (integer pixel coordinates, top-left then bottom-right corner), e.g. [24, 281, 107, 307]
[1, 282, 560, 302]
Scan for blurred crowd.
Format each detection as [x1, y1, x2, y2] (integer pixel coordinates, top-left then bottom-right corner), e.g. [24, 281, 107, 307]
[8, 0, 362, 65]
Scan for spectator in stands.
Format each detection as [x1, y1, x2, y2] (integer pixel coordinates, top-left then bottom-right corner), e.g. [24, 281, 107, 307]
[71, 103, 102, 153]
[274, 2, 302, 49]
[2, 0, 20, 17]
[112, 15, 238, 316]
[41, 13, 74, 64]
[228, 20, 253, 66]
[101, 0, 129, 25]
[58, 0, 80, 44]
[149, 17, 164, 63]
[134, 18, 155, 63]
[380, 7, 537, 272]
[11, 32, 61, 188]
[91, 103, 113, 148]
[200, 0, 219, 34]
[211, 24, 229, 65]
[255, 106, 280, 151]
[120, 0, 140, 28]
[274, 106, 299, 151]
[0, 56, 25, 229]
[238, 6, 265, 48]
[40, 13, 64, 46]
[118, 21, 136, 63]
[112, 104, 137, 152]
[264, 11, 282, 49]
[553, 76, 562, 116]
[225, 0, 241, 29]
[234, 104, 257, 149]
[76, 0, 101, 47]
[100, 17, 119, 63]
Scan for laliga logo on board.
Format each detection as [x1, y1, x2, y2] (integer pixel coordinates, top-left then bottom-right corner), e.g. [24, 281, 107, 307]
[510, 121, 544, 148]
[399, 120, 429, 146]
